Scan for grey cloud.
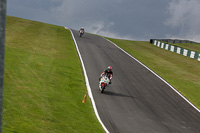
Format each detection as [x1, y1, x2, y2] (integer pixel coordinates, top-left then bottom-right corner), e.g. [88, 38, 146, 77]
[7, 0, 200, 41]
[7, 0, 61, 23]
[165, 0, 200, 42]
[51, 0, 169, 40]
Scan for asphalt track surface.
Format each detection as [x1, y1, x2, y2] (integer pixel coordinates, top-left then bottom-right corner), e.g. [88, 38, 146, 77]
[71, 30, 200, 133]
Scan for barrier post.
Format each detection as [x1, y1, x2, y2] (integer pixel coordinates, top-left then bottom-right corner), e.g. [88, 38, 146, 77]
[0, 0, 7, 132]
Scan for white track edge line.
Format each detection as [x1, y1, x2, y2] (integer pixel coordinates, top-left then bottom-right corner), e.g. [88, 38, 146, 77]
[67, 28, 110, 133]
[104, 37, 200, 113]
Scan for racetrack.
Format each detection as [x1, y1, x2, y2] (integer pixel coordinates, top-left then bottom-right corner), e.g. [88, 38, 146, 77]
[71, 30, 200, 133]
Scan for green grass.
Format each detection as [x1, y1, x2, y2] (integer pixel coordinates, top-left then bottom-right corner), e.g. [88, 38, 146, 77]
[106, 38, 200, 109]
[3, 16, 104, 133]
[4, 15, 199, 133]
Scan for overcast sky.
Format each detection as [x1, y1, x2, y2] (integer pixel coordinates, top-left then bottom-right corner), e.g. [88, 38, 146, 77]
[6, 0, 200, 42]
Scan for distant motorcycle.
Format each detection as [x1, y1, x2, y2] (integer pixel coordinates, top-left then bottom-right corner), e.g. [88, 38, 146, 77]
[99, 75, 110, 93]
[79, 30, 84, 37]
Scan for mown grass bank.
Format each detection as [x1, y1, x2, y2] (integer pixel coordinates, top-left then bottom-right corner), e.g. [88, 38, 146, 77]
[3, 16, 104, 133]
[106, 38, 200, 109]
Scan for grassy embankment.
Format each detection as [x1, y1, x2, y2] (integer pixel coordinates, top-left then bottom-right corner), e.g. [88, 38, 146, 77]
[106, 38, 200, 109]
[3, 16, 104, 133]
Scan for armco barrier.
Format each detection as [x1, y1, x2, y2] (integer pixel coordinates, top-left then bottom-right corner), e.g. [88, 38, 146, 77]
[151, 40, 200, 61]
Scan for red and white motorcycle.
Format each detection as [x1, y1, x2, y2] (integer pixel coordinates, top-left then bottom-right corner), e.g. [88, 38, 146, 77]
[99, 75, 110, 93]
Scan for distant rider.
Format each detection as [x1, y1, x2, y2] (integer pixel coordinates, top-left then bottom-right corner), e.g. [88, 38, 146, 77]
[100, 66, 113, 84]
[79, 27, 84, 33]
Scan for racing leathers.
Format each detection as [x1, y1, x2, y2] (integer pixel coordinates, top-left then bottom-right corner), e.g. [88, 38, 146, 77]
[79, 28, 84, 33]
[100, 69, 113, 84]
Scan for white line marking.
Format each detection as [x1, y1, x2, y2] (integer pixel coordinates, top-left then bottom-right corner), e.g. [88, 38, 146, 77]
[161, 43, 164, 48]
[183, 49, 188, 56]
[67, 28, 110, 133]
[104, 37, 200, 113]
[165, 44, 169, 50]
[170, 45, 174, 52]
[190, 51, 195, 58]
[177, 47, 181, 54]
[198, 54, 200, 61]
[157, 41, 160, 47]
[154, 40, 157, 45]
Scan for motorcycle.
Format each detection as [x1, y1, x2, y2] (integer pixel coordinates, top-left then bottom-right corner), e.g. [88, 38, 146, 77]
[99, 75, 110, 93]
[79, 30, 84, 37]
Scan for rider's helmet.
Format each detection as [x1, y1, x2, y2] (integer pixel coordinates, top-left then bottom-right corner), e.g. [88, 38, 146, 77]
[107, 66, 112, 72]
[81, 27, 84, 29]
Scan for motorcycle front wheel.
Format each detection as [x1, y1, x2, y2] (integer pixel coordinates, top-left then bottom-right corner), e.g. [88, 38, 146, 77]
[101, 84, 105, 93]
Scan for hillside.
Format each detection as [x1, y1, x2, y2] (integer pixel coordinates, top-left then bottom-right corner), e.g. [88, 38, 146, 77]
[3, 16, 104, 133]
[3, 15, 200, 133]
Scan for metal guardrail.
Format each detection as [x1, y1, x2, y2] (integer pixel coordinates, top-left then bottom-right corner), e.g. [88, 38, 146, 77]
[0, 0, 7, 132]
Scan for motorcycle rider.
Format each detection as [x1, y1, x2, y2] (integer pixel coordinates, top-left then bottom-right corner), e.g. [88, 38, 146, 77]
[100, 66, 113, 84]
[79, 27, 84, 33]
